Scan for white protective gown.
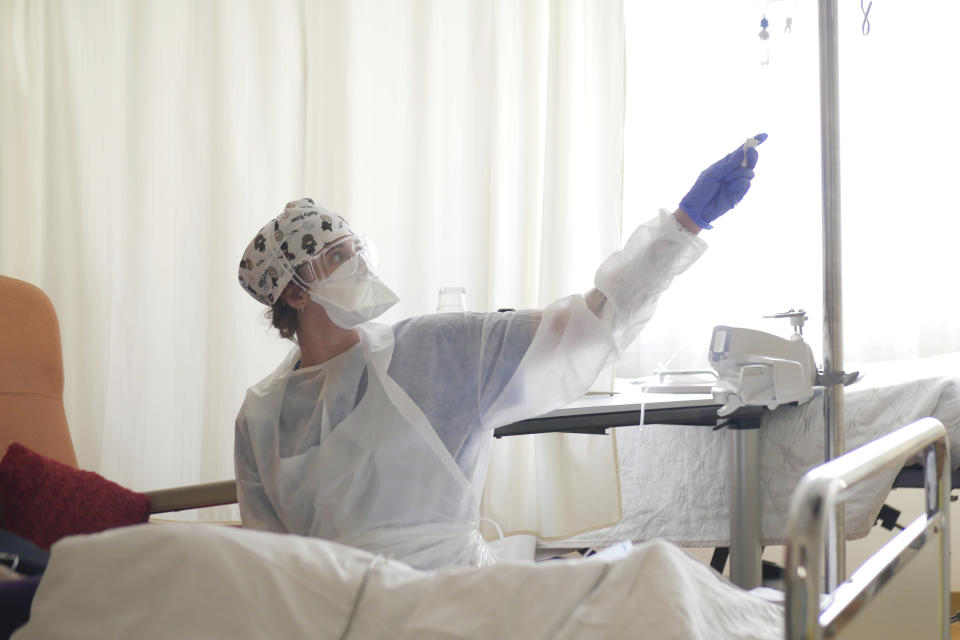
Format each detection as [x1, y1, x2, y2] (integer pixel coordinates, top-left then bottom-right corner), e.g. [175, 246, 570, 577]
[235, 211, 707, 570]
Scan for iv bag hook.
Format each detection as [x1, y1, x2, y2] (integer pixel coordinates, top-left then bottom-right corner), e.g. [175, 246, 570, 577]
[764, 308, 808, 336]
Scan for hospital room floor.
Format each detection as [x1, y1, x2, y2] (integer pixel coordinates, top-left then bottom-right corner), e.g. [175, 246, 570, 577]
[953, 595, 960, 640]
[951, 594, 960, 640]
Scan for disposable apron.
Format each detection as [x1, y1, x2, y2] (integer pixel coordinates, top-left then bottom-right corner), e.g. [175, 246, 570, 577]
[268, 324, 495, 570]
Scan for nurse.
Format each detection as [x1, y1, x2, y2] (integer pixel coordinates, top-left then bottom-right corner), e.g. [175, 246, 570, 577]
[235, 135, 766, 570]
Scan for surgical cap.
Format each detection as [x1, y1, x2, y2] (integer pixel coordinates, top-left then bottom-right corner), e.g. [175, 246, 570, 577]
[238, 198, 354, 306]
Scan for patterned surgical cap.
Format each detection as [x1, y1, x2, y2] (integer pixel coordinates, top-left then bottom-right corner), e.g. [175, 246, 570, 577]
[238, 198, 354, 306]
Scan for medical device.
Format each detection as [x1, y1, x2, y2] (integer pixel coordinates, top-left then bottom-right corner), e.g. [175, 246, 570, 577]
[709, 310, 819, 417]
[740, 134, 767, 167]
[758, 15, 771, 65]
[632, 369, 718, 394]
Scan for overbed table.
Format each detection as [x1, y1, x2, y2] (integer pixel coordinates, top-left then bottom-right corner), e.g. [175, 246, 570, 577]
[493, 385, 766, 589]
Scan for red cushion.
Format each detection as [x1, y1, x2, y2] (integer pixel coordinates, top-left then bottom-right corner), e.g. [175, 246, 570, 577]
[0, 443, 150, 550]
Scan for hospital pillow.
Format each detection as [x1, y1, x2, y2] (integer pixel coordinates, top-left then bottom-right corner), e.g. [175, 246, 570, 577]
[0, 443, 150, 550]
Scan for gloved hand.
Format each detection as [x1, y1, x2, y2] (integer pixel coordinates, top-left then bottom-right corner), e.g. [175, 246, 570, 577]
[679, 133, 767, 229]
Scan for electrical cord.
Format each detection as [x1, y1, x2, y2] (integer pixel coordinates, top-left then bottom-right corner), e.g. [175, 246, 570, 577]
[339, 554, 383, 640]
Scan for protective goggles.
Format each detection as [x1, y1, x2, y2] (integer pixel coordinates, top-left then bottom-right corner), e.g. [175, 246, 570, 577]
[291, 235, 379, 286]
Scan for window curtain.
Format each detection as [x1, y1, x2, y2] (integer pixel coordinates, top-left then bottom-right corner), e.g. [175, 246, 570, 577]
[1, 0, 312, 501]
[0, 0, 625, 522]
[618, 0, 960, 378]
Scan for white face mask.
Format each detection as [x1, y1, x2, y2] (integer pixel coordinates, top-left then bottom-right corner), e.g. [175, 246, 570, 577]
[307, 255, 399, 329]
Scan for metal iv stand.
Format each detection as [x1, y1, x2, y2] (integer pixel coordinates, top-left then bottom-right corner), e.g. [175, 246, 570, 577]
[818, 0, 846, 592]
[728, 0, 850, 592]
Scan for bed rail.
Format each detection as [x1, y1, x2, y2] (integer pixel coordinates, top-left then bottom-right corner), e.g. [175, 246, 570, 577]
[145, 479, 238, 514]
[785, 417, 950, 639]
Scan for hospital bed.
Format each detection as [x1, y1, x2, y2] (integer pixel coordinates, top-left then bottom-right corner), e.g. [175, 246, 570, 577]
[9, 417, 950, 639]
[537, 352, 960, 557]
[785, 416, 951, 639]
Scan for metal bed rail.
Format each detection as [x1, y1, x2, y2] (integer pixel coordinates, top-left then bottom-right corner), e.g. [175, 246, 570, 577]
[785, 417, 950, 639]
[145, 479, 238, 514]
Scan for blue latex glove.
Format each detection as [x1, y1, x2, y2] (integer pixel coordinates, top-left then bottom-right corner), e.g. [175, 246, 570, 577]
[679, 133, 767, 229]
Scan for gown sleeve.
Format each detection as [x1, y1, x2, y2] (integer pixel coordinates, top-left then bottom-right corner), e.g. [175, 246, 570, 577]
[480, 210, 707, 430]
[234, 408, 286, 533]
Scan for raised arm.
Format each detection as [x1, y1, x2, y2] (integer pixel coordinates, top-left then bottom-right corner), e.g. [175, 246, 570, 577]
[587, 133, 767, 350]
[481, 135, 766, 428]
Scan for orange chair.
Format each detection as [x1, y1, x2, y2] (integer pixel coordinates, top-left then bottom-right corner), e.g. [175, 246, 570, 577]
[0, 274, 236, 514]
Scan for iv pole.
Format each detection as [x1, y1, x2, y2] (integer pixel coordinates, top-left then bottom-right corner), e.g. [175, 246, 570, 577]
[818, 0, 846, 591]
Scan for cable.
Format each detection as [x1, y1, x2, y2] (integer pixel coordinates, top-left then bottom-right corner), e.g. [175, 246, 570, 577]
[339, 554, 383, 640]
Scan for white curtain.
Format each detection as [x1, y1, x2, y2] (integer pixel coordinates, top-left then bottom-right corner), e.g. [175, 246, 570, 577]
[0, 0, 624, 511]
[1, 0, 311, 496]
[8, 0, 950, 531]
[619, 0, 960, 378]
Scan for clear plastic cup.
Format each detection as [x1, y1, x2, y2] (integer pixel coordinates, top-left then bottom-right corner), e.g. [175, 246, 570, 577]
[436, 287, 467, 313]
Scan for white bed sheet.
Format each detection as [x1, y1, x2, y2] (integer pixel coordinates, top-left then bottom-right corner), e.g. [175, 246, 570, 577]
[14, 524, 782, 640]
[543, 352, 960, 549]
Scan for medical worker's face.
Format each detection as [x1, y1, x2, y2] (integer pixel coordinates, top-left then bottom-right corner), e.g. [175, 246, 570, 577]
[296, 235, 366, 282]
